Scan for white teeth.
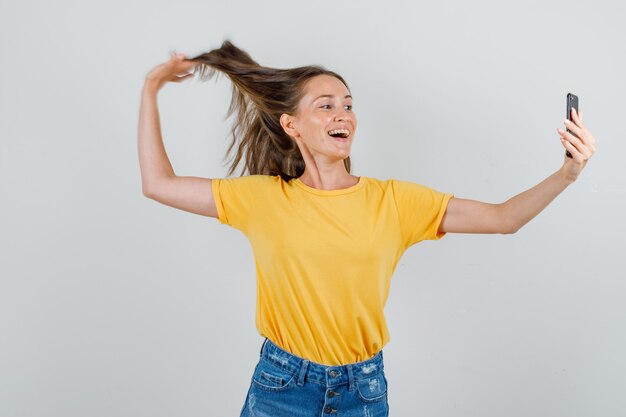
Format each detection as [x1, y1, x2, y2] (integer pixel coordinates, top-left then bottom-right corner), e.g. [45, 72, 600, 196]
[328, 129, 350, 137]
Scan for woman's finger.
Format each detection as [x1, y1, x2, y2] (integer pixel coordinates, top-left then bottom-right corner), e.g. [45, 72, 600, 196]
[570, 107, 587, 131]
[172, 72, 194, 83]
[566, 109, 595, 149]
[560, 130, 594, 160]
[558, 127, 585, 150]
[567, 109, 588, 142]
[563, 118, 585, 144]
[559, 125, 585, 148]
[560, 136, 585, 160]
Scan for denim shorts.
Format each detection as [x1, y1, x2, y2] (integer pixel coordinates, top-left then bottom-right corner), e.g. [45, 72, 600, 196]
[239, 337, 389, 417]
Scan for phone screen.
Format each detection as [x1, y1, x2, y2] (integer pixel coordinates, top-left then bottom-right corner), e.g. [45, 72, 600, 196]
[566, 93, 579, 158]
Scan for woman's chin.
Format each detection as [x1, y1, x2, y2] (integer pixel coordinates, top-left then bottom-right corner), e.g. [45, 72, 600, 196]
[329, 138, 351, 150]
[335, 151, 351, 161]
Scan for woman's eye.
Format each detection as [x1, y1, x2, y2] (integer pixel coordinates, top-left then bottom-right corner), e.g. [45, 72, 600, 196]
[321, 104, 353, 110]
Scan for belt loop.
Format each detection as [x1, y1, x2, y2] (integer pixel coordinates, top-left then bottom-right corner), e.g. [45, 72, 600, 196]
[260, 338, 268, 357]
[297, 359, 309, 386]
[346, 364, 355, 392]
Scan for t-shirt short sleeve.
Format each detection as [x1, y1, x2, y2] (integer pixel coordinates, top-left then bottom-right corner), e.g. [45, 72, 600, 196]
[391, 179, 454, 249]
[211, 175, 262, 235]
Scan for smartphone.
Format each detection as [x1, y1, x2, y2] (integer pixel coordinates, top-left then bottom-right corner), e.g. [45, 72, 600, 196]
[565, 93, 579, 158]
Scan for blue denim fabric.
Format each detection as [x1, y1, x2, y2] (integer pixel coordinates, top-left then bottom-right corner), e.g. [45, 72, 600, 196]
[239, 338, 389, 417]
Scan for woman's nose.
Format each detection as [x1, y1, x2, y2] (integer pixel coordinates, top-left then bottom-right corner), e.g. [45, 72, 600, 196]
[335, 109, 351, 121]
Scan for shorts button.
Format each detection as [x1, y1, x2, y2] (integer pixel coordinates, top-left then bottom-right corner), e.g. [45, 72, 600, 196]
[329, 370, 339, 377]
[324, 407, 337, 413]
[327, 390, 340, 397]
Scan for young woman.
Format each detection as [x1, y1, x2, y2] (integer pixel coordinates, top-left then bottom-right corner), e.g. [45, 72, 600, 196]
[138, 41, 596, 417]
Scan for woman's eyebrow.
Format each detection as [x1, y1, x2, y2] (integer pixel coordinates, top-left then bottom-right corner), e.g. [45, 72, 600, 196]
[313, 94, 353, 101]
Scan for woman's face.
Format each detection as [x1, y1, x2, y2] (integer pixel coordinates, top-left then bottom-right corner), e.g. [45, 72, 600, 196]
[287, 74, 357, 163]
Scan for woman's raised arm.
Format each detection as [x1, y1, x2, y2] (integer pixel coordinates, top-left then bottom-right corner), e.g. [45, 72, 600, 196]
[138, 53, 218, 218]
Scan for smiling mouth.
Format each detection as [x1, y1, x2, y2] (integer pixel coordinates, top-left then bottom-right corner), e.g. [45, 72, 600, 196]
[327, 130, 351, 141]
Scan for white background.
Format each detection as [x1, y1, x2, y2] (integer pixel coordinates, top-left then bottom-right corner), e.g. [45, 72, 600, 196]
[1, 0, 624, 416]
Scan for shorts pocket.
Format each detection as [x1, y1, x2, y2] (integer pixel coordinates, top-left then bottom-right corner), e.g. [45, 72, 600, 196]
[355, 371, 388, 403]
[251, 358, 297, 392]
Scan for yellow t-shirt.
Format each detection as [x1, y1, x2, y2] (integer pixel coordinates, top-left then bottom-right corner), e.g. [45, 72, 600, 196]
[211, 174, 454, 365]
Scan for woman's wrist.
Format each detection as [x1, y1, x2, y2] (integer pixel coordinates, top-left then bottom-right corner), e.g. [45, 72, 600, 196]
[559, 164, 578, 184]
[143, 76, 163, 95]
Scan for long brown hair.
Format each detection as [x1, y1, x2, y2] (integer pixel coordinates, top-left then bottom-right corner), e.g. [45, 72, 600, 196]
[184, 40, 352, 182]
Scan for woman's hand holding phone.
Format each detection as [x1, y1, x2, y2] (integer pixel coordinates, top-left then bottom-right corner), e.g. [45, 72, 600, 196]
[556, 105, 597, 182]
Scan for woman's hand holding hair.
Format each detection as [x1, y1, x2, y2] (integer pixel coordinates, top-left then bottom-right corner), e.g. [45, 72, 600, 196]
[144, 51, 197, 93]
[138, 51, 197, 194]
[557, 107, 597, 182]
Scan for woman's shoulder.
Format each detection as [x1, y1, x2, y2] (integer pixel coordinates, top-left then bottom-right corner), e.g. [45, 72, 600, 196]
[360, 175, 399, 188]
[364, 176, 444, 196]
[366, 175, 430, 186]
[219, 173, 282, 183]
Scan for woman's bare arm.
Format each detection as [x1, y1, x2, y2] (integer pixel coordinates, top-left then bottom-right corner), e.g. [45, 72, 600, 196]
[439, 107, 596, 235]
[439, 169, 571, 235]
[138, 55, 218, 218]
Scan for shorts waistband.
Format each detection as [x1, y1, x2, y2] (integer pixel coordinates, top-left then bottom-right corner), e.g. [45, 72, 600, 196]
[258, 337, 384, 389]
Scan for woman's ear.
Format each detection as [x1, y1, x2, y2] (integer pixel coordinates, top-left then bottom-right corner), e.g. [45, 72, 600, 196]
[280, 113, 299, 139]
